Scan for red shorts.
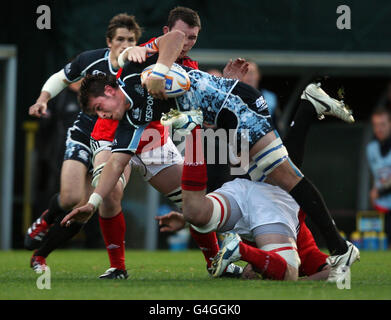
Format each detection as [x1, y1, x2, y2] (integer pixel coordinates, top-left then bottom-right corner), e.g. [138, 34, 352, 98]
[91, 118, 168, 154]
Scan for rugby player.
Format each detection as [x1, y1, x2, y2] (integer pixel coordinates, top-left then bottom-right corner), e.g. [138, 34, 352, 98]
[27, 9, 243, 279]
[61, 27, 359, 281]
[89, 6, 246, 278]
[155, 100, 336, 281]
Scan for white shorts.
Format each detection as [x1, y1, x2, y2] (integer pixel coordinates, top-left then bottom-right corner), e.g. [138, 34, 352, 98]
[214, 178, 300, 242]
[130, 137, 183, 181]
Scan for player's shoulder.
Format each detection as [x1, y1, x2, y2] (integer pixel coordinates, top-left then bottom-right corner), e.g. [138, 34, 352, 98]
[77, 48, 110, 63]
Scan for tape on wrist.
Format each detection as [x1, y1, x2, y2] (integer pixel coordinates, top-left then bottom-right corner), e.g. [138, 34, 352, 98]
[88, 192, 103, 211]
[118, 46, 133, 68]
[152, 63, 170, 78]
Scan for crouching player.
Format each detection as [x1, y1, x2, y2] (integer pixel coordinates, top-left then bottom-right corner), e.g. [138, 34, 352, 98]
[155, 124, 300, 280]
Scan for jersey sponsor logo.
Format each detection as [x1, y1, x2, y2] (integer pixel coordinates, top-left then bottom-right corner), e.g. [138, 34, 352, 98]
[92, 70, 106, 76]
[145, 96, 154, 121]
[255, 96, 268, 111]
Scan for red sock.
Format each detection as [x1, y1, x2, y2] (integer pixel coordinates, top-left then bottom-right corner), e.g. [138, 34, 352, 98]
[189, 227, 219, 268]
[181, 126, 207, 191]
[99, 211, 126, 270]
[239, 242, 287, 280]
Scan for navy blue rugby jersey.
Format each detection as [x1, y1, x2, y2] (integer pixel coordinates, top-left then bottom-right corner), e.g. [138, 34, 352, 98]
[63, 48, 120, 133]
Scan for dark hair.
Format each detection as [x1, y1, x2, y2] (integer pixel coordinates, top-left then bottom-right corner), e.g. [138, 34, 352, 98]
[167, 7, 201, 30]
[372, 105, 391, 120]
[106, 13, 142, 41]
[79, 74, 118, 114]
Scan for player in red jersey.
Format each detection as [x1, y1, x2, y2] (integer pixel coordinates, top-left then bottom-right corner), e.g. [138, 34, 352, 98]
[155, 98, 333, 281]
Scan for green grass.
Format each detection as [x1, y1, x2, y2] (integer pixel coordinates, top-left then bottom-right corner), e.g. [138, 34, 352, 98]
[0, 249, 390, 300]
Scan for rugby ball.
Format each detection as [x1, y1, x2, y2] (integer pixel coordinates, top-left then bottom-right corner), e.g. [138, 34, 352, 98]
[141, 63, 190, 97]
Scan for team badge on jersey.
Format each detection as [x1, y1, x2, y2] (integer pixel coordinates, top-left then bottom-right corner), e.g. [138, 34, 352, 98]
[255, 96, 268, 112]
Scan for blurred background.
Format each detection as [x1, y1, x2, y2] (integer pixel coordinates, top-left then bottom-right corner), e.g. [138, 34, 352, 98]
[1, 0, 391, 252]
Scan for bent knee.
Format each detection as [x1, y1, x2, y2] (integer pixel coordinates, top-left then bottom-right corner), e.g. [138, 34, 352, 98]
[59, 192, 82, 210]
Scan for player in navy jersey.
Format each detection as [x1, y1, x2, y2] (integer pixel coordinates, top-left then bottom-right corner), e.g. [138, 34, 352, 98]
[26, 14, 141, 279]
[62, 27, 360, 281]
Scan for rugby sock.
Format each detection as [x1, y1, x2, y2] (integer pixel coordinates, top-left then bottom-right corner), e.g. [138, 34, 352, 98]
[34, 219, 84, 258]
[189, 227, 219, 268]
[283, 100, 317, 168]
[290, 177, 348, 255]
[239, 241, 287, 280]
[99, 211, 126, 270]
[181, 126, 207, 191]
[181, 126, 220, 267]
[42, 193, 68, 225]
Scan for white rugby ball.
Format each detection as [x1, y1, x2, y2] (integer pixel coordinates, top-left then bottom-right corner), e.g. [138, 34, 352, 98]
[141, 63, 190, 97]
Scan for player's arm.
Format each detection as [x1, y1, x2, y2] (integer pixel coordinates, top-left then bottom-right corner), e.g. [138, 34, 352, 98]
[143, 30, 185, 100]
[29, 69, 71, 118]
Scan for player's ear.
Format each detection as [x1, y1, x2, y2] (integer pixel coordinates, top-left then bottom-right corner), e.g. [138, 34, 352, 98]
[162, 26, 169, 34]
[104, 85, 116, 97]
[106, 37, 112, 48]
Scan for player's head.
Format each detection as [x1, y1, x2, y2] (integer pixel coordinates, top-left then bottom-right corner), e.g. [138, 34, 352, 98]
[371, 105, 391, 141]
[241, 61, 260, 89]
[79, 74, 128, 120]
[106, 13, 142, 60]
[163, 7, 201, 59]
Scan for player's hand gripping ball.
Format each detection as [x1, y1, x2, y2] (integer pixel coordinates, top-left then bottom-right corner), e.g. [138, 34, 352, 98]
[141, 64, 190, 97]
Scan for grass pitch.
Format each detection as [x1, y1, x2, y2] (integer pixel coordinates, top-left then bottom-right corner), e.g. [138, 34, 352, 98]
[0, 249, 390, 300]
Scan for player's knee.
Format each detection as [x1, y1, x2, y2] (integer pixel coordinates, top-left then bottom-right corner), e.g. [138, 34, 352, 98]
[59, 191, 82, 210]
[249, 137, 303, 189]
[189, 193, 228, 233]
[102, 183, 123, 212]
[266, 162, 303, 192]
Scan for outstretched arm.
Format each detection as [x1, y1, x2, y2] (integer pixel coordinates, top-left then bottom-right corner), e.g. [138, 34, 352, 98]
[29, 69, 70, 117]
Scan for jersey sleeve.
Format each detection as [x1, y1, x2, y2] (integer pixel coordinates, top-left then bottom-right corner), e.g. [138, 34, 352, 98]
[63, 48, 107, 82]
[111, 117, 148, 154]
[120, 55, 159, 79]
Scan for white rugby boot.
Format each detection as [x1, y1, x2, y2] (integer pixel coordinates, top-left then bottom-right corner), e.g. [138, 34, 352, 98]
[161, 108, 203, 135]
[301, 83, 354, 123]
[211, 232, 242, 278]
[326, 241, 360, 283]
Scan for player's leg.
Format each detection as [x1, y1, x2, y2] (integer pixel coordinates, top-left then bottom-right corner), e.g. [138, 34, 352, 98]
[92, 148, 130, 279]
[30, 159, 89, 272]
[247, 120, 355, 259]
[296, 211, 329, 280]
[138, 138, 231, 275]
[212, 231, 299, 281]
